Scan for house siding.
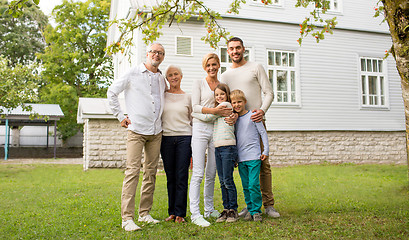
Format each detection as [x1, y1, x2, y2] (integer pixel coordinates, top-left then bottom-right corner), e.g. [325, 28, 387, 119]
[91, 0, 406, 169]
[139, 17, 404, 131]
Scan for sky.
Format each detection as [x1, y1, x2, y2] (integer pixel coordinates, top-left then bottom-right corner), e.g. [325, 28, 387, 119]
[38, 0, 63, 16]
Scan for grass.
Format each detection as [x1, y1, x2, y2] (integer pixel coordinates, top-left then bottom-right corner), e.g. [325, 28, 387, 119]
[0, 163, 408, 239]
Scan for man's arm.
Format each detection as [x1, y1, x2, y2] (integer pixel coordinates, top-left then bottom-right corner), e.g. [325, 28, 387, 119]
[107, 71, 130, 124]
[252, 63, 274, 122]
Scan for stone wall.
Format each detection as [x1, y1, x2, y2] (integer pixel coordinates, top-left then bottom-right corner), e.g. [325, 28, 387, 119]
[269, 131, 407, 166]
[83, 119, 127, 170]
[82, 119, 407, 169]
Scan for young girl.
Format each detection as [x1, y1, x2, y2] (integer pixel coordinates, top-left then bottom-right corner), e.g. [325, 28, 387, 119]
[191, 83, 239, 223]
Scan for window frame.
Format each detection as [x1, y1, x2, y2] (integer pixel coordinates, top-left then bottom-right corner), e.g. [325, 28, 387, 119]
[175, 36, 193, 56]
[359, 56, 389, 109]
[249, 0, 283, 8]
[266, 49, 301, 106]
[325, 0, 343, 14]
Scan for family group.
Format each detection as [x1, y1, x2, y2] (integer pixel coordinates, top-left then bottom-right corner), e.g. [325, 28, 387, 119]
[107, 37, 280, 231]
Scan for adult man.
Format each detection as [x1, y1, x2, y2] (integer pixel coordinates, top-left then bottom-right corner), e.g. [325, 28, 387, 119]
[107, 43, 167, 231]
[221, 37, 280, 218]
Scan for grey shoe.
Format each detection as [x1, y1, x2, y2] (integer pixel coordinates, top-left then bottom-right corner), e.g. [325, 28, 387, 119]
[253, 213, 262, 222]
[238, 207, 248, 218]
[204, 209, 220, 218]
[243, 211, 252, 221]
[265, 206, 280, 218]
[226, 209, 239, 223]
[216, 209, 228, 223]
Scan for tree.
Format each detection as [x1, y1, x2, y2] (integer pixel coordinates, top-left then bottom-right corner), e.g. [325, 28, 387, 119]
[380, 0, 409, 167]
[37, 0, 113, 140]
[0, 0, 48, 67]
[0, 56, 43, 114]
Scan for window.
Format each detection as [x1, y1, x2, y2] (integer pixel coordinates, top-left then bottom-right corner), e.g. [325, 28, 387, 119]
[251, 0, 282, 6]
[175, 36, 192, 56]
[267, 50, 298, 104]
[219, 47, 251, 74]
[326, 0, 342, 12]
[360, 57, 387, 108]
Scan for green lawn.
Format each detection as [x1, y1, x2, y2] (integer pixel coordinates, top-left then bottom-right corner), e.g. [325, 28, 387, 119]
[0, 163, 408, 239]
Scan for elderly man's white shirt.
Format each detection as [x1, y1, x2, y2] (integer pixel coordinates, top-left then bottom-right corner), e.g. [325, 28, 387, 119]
[107, 63, 166, 135]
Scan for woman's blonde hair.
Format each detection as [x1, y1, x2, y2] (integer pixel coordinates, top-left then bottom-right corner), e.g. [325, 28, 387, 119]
[202, 53, 220, 70]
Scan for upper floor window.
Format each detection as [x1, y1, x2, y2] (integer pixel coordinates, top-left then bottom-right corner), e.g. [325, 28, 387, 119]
[219, 47, 251, 74]
[360, 57, 388, 108]
[326, 0, 342, 13]
[175, 36, 192, 56]
[267, 50, 299, 105]
[252, 0, 281, 4]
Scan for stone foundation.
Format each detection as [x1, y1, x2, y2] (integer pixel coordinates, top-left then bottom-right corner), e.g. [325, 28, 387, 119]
[269, 131, 406, 166]
[82, 119, 407, 169]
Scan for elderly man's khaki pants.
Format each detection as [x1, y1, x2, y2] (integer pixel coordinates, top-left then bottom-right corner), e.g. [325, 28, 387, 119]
[121, 130, 162, 221]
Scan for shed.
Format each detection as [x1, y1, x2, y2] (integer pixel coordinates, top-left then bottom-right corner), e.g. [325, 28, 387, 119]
[1, 104, 64, 160]
[77, 97, 128, 170]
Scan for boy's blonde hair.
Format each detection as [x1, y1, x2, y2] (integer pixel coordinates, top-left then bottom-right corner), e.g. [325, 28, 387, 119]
[230, 89, 247, 102]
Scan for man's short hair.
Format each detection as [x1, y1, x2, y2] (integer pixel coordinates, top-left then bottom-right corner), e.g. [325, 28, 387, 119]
[202, 53, 220, 70]
[227, 37, 244, 47]
[230, 89, 247, 102]
[146, 42, 165, 53]
[164, 64, 183, 77]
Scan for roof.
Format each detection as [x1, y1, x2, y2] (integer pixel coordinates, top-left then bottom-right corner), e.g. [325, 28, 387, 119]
[77, 97, 126, 123]
[0, 104, 64, 126]
[1, 104, 64, 118]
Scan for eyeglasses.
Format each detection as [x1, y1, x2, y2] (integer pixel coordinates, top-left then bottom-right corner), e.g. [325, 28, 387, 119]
[148, 50, 165, 56]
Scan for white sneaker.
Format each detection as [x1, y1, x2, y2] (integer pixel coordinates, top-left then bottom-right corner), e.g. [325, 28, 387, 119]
[192, 216, 210, 227]
[122, 219, 141, 231]
[204, 209, 220, 218]
[265, 206, 280, 218]
[138, 214, 160, 224]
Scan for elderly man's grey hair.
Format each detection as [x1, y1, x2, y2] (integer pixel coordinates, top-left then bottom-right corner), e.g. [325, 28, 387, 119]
[164, 64, 183, 78]
[146, 42, 165, 53]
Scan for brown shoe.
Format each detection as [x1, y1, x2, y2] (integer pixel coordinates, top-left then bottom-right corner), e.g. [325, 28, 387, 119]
[165, 215, 176, 222]
[175, 216, 185, 223]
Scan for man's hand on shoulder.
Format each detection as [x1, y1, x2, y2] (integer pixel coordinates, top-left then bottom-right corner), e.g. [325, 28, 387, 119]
[251, 109, 264, 123]
[121, 117, 131, 128]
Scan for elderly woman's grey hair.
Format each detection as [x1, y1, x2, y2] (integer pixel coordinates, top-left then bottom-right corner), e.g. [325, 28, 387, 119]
[164, 65, 183, 78]
[146, 42, 165, 53]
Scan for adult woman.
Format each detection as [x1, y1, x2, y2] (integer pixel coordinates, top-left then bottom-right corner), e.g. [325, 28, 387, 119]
[189, 53, 232, 227]
[161, 65, 192, 223]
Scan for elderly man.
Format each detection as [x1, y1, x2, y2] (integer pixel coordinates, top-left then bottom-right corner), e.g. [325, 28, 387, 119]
[107, 43, 167, 231]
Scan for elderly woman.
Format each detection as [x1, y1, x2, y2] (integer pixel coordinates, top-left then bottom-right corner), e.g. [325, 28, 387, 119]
[189, 53, 233, 227]
[160, 65, 192, 223]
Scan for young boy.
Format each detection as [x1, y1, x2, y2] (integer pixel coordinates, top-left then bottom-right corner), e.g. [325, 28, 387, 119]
[230, 89, 269, 222]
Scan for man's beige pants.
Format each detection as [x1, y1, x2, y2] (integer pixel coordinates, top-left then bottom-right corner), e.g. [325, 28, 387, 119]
[121, 131, 162, 221]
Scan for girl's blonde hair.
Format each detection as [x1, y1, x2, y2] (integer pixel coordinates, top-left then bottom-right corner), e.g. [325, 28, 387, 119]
[230, 89, 247, 102]
[202, 53, 220, 70]
[214, 83, 231, 107]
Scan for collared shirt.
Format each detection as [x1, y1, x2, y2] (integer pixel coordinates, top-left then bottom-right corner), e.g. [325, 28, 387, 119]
[107, 63, 166, 135]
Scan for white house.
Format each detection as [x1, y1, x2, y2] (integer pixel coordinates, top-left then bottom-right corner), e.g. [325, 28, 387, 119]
[79, 0, 406, 168]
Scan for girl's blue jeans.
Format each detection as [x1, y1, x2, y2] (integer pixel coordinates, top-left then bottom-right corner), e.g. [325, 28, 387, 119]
[215, 145, 238, 211]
